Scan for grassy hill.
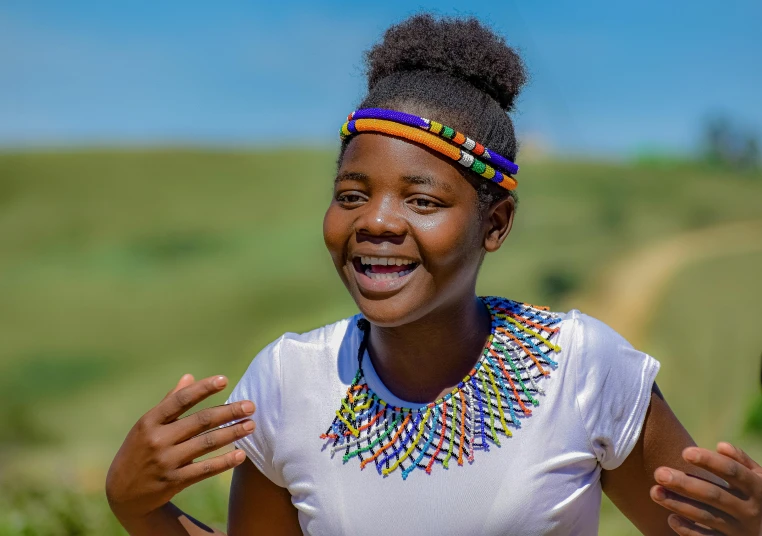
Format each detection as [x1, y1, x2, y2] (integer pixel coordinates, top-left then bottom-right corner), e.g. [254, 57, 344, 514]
[0, 149, 760, 534]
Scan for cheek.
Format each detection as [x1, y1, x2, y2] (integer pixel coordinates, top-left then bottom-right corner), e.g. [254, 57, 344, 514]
[323, 204, 349, 264]
[414, 211, 483, 269]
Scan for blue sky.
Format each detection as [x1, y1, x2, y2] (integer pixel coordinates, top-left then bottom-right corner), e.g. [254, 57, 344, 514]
[1, 0, 760, 155]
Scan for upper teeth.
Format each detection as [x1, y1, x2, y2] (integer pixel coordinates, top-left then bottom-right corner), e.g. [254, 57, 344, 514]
[360, 257, 415, 266]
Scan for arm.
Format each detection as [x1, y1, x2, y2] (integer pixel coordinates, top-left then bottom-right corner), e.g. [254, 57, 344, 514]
[603, 386, 762, 535]
[227, 457, 302, 536]
[602, 386, 718, 534]
[115, 503, 227, 536]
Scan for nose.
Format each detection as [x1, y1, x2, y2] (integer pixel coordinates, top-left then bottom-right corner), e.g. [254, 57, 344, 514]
[355, 196, 406, 242]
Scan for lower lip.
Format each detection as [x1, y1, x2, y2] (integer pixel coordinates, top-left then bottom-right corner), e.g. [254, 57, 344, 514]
[351, 263, 419, 294]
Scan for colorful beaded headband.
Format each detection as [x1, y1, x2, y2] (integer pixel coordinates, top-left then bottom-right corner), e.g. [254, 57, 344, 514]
[340, 108, 519, 191]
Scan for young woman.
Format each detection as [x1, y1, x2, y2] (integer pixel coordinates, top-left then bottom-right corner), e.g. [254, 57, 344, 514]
[106, 14, 762, 536]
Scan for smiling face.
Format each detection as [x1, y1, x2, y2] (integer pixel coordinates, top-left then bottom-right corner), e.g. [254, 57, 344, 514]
[323, 133, 514, 327]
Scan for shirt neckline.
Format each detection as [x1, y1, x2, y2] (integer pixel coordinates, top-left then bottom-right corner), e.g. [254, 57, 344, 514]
[355, 302, 497, 412]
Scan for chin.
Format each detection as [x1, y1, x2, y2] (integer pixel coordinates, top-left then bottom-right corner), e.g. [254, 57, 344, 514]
[353, 295, 424, 327]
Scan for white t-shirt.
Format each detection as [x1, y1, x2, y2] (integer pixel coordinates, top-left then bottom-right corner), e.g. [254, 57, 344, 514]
[227, 305, 659, 535]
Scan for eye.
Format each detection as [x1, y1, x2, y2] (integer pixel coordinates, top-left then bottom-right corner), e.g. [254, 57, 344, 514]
[407, 196, 443, 212]
[335, 191, 367, 206]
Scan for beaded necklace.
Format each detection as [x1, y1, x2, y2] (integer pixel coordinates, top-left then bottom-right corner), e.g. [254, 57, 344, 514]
[320, 296, 563, 480]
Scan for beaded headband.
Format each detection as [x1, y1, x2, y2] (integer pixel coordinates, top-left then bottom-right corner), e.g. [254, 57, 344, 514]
[340, 108, 519, 191]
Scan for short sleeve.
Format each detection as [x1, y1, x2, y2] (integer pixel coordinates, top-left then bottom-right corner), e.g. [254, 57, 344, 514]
[226, 336, 286, 487]
[571, 312, 661, 470]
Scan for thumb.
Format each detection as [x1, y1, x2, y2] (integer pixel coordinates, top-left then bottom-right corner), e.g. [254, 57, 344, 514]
[164, 373, 195, 399]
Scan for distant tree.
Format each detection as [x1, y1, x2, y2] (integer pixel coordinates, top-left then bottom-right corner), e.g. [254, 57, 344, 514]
[702, 115, 760, 171]
[741, 137, 760, 170]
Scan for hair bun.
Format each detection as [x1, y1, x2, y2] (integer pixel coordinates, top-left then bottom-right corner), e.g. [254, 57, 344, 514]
[365, 14, 527, 111]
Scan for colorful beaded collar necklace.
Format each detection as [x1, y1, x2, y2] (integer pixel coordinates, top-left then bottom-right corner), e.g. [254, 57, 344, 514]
[339, 108, 519, 190]
[320, 296, 562, 480]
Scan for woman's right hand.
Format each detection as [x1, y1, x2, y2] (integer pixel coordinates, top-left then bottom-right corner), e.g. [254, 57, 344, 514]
[105, 374, 255, 525]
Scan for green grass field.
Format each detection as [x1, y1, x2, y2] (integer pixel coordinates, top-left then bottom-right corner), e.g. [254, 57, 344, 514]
[0, 149, 760, 535]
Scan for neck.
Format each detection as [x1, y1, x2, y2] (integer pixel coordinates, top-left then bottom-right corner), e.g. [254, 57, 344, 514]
[367, 294, 491, 404]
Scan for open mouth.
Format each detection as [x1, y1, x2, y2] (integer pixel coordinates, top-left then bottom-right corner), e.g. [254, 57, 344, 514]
[352, 256, 419, 281]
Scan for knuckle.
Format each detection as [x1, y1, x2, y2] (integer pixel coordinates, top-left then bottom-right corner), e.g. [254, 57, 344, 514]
[697, 509, 715, 524]
[726, 461, 740, 479]
[146, 433, 163, 450]
[158, 407, 174, 422]
[135, 416, 149, 432]
[704, 485, 721, 503]
[227, 403, 240, 419]
[174, 391, 192, 408]
[196, 409, 213, 427]
[202, 461, 214, 475]
[202, 433, 217, 449]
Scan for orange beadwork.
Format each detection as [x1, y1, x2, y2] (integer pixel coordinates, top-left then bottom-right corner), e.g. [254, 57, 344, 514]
[341, 119, 518, 191]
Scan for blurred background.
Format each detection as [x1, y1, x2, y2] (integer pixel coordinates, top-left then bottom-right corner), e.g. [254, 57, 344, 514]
[1, 1, 761, 534]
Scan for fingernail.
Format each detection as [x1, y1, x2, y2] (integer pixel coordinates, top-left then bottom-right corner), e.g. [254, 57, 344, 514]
[667, 514, 683, 528]
[652, 486, 666, 500]
[242, 420, 255, 432]
[241, 401, 255, 414]
[655, 468, 672, 484]
[234, 450, 246, 462]
[213, 376, 227, 388]
[684, 449, 699, 463]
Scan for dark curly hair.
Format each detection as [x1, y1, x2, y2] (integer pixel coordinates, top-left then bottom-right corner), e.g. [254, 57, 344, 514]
[339, 13, 528, 211]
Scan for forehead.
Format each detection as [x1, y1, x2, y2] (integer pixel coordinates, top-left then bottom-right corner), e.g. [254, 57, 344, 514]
[339, 133, 470, 192]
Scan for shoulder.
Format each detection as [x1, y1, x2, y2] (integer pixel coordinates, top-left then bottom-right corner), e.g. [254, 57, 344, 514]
[234, 314, 362, 382]
[506, 301, 659, 380]
[556, 309, 634, 354]
[277, 314, 361, 353]
[554, 309, 662, 374]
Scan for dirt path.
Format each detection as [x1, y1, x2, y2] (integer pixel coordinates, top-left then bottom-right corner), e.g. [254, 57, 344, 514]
[569, 219, 762, 346]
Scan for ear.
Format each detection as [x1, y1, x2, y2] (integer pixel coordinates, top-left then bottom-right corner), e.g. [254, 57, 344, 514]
[483, 196, 515, 252]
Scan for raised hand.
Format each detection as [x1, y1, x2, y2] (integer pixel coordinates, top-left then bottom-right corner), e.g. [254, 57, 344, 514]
[106, 374, 255, 525]
[650, 442, 762, 535]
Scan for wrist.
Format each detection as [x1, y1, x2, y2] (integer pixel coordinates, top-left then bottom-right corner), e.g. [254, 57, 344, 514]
[112, 504, 180, 536]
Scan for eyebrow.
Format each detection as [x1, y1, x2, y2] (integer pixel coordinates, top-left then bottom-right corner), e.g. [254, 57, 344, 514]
[334, 171, 369, 186]
[402, 174, 454, 193]
[333, 171, 453, 193]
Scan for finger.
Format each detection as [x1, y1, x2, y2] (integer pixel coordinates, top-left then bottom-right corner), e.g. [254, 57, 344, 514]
[650, 483, 736, 534]
[667, 514, 722, 536]
[164, 374, 195, 400]
[173, 449, 247, 486]
[150, 376, 228, 424]
[167, 400, 255, 442]
[653, 466, 746, 519]
[683, 447, 761, 498]
[717, 442, 762, 473]
[175, 419, 255, 464]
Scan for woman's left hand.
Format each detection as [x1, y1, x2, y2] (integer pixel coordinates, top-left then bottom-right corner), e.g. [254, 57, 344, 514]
[650, 442, 762, 535]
